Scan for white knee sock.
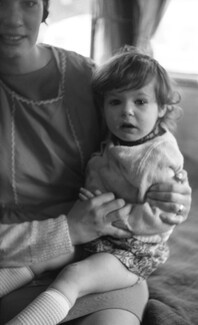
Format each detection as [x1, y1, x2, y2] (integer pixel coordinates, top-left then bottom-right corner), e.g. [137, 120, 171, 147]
[0, 267, 34, 297]
[6, 288, 72, 325]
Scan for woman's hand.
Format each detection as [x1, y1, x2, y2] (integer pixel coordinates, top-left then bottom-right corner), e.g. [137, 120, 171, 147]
[67, 192, 132, 246]
[146, 170, 192, 225]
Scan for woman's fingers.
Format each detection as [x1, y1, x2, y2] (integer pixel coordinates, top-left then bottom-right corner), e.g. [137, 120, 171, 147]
[79, 187, 95, 200]
[148, 183, 191, 200]
[147, 196, 183, 211]
[106, 203, 132, 225]
[91, 194, 125, 213]
[105, 203, 133, 237]
[147, 180, 191, 214]
[148, 173, 192, 197]
[147, 176, 192, 226]
[107, 226, 132, 239]
[174, 169, 188, 183]
[94, 189, 103, 196]
[79, 193, 89, 201]
[67, 193, 128, 245]
[160, 213, 187, 225]
[79, 188, 104, 201]
[84, 195, 131, 238]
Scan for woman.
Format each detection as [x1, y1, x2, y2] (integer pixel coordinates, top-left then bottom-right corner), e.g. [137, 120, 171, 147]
[0, 1, 191, 324]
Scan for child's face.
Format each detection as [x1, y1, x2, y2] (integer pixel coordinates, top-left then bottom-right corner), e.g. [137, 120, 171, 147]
[103, 80, 166, 142]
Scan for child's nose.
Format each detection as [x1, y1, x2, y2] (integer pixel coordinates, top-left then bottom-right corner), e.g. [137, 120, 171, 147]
[122, 102, 135, 116]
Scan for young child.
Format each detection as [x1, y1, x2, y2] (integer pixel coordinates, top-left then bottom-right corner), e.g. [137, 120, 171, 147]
[2, 46, 185, 325]
[80, 45, 184, 279]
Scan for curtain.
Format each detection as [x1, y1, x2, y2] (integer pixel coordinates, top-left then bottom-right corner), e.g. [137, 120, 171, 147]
[91, 0, 171, 63]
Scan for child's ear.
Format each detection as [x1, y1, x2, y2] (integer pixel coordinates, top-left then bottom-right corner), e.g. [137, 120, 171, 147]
[158, 105, 167, 118]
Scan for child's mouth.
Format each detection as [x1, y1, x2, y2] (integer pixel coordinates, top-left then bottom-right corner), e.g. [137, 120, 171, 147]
[121, 122, 136, 130]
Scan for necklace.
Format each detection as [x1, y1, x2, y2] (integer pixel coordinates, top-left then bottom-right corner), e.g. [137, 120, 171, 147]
[111, 123, 165, 147]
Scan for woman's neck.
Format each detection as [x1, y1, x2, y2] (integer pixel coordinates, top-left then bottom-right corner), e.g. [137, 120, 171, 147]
[0, 45, 52, 75]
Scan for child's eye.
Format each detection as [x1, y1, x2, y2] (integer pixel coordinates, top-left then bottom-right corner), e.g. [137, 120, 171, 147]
[135, 99, 147, 105]
[108, 99, 121, 106]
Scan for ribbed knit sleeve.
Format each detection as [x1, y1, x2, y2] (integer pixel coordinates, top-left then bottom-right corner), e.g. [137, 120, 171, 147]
[0, 214, 74, 267]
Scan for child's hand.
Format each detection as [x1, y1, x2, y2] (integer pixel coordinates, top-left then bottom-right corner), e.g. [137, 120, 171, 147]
[79, 187, 102, 201]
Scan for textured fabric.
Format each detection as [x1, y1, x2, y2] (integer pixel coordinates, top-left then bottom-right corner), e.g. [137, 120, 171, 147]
[0, 279, 149, 324]
[7, 289, 71, 325]
[0, 46, 101, 266]
[143, 299, 190, 325]
[85, 128, 184, 278]
[0, 216, 72, 298]
[0, 215, 74, 267]
[0, 267, 34, 297]
[85, 237, 169, 279]
[86, 128, 184, 236]
[0, 53, 59, 101]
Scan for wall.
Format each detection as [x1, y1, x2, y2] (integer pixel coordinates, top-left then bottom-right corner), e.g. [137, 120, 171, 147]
[175, 80, 198, 188]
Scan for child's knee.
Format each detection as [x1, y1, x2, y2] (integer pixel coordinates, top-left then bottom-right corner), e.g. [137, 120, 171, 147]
[56, 262, 84, 285]
[50, 262, 85, 303]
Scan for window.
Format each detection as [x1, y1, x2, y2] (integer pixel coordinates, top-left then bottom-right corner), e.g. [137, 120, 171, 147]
[38, 0, 92, 57]
[151, 0, 198, 76]
[39, 0, 198, 76]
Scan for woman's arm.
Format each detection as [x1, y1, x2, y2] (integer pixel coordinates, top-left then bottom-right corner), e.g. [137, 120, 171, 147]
[0, 195, 131, 268]
[0, 211, 74, 267]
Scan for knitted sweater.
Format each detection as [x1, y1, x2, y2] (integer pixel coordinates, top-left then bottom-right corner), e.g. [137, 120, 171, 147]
[0, 46, 101, 266]
[86, 128, 184, 242]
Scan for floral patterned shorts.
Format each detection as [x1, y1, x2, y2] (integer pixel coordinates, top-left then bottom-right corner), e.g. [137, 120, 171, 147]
[84, 236, 169, 279]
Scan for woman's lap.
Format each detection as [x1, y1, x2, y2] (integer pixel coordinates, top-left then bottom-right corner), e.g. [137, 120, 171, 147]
[0, 279, 148, 324]
[65, 309, 140, 325]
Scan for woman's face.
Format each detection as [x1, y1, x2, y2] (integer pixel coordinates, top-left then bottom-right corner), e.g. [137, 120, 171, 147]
[0, 0, 44, 61]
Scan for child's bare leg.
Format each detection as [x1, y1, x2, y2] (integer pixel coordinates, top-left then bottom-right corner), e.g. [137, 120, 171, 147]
[6, 253, 138, 325]
[1, 246, 81, 299]
[51, 252, 138, 305]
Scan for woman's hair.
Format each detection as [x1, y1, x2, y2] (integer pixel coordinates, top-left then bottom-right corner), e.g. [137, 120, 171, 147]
[42, 0, 50, 22]
[92, 46, 182, 132]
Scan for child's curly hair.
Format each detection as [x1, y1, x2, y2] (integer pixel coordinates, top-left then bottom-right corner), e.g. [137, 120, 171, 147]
[92, 46, 182, 132]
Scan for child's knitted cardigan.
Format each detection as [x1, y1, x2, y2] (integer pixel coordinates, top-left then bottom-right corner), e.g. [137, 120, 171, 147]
[86, 128, 184, 243]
